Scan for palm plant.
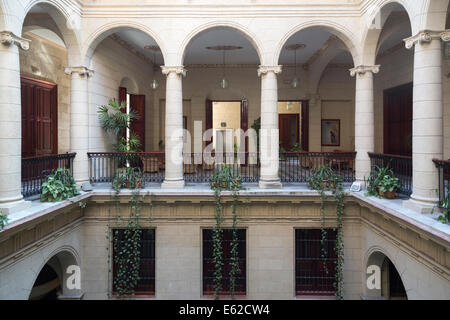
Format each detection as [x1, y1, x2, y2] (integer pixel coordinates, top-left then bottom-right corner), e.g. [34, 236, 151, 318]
[98, 98, 141, 152]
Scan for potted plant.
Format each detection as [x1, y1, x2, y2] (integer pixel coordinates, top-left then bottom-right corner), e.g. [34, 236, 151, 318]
[378, 174, 401, 199]
[112, 167, 143, 190]
[307, 165, 339, 190]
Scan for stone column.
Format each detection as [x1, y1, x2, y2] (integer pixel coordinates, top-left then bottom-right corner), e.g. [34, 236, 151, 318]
[161, 66, 186, 189]
[65, 66, 94, 186]
[403, 30, 449, 212]
[0, 31, 31, 213]
[258, 65, 282, 189]
[350, 65, 379, 186]
[308, 94, 322, 152]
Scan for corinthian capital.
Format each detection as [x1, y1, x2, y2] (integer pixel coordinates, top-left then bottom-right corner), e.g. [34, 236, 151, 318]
[0, 31, 31, 50]
[257, 65, 282, 77]
[403, 30, 448, 49]
[161, 66, 187, 77]
[64, 66, 94, 78]
[349, 65, 380, 77]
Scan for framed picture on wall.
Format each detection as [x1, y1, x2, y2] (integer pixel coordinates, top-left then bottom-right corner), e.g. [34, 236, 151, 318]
[321, 119, 340, 146]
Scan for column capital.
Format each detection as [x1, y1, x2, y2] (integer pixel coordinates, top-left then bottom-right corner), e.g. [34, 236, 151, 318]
[257, 65, 282, 77]
[404, 30, 450, 49]
[0, 31, 31, 50]
[64, 66, 94, 77]
[349, 65, 380, 77]
[161, 66, 187, 77]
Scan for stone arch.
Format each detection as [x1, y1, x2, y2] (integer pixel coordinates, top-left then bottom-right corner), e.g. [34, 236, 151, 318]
[0, 1, 5, 31]
[274, 20, 359, 67]
[364, 246, 409, 300]
[120, 76, 139, 95]
[420, 0, 450, 31]
[20, 1, 82, 65]
[82, 21, 167, 68]
[28, 245, 81, 300]
[178, 21, 264, 66]
[361, 1, 413, 65]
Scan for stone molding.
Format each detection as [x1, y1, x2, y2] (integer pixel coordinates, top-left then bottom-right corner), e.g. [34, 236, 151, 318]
[349, 65, 380, 77]
[0, 31, 31, 50]
[64, 66, 94, 77]
[257, 65, 282, 77]
[404, 30, 450, 49]
[161, 66, 187, 77]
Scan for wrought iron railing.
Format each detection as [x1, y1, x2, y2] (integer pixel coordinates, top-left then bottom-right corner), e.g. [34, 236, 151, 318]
[21, 153, 76, 197]
[87, 152, 166, 184]
[183, 152, 260, 183]
[433, 159, 450, 207]
[279, 151, 356, 183]
[368, 152, 412, 196]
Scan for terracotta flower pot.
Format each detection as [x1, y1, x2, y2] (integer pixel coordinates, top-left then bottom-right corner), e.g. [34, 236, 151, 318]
[379, 189, 396, 199]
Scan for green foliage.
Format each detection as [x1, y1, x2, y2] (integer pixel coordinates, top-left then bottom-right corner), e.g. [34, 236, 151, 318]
[209, 165, 243, 299]
[0, 211, 8, 231]
[112, 190, 144, 298]
[251, 117, 260, 153]
[365, 165, 401, 198]
[112, 167, 143, 192]
[378, 174, 401, 193]
[98, 99, 141, 153]
[41, 168, 80, 202]
[438, 193, 449, 224]
[291, 143, 301, 152]
[307, 165, 346, 300]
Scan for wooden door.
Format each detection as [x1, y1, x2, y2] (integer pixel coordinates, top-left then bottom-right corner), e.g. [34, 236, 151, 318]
[21, 77, 57, 157]
[279, 114, 299, 151]
[205, 99, 213, 147]
[301, 101, 309, 151]
[130, 94, 146, 151]
[383, 83, 412, 156]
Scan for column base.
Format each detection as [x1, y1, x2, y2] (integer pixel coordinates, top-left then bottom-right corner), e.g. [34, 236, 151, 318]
[403, 195, 439, 214]
[0, 198, 32, 214]
[161, 179, 185, 189]
[259, 179, 282, 189]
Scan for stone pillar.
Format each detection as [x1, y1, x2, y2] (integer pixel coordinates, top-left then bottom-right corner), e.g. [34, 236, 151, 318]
[258, 65, 282, 189]
[350, 65, 379, 186]
[403, 30, 449, 212]
[161, 66, 186, 189]
[65, 66, 94, 186]
[0, 31, 31, 213]
[308, 94, 322, 152]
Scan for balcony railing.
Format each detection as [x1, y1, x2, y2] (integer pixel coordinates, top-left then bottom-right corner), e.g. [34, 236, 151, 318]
[88, 152, 166, 184]
[279, 152, 356, 183]
[368, 152, 412, 196]
[88, 151, 359, 187]
[21, 153, 76, 198]
[433, 159, 450, 207]
[183, 152, 260, 183]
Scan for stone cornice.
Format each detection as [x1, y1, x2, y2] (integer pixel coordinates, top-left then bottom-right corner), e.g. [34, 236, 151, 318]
[349, 65, 380, 77]
[257, 65, 282, 77]
[404, 30, 450, 49]
[0, 31, 31, 50]
[64, 66, 94, 77]
[161, 66, 187, 77]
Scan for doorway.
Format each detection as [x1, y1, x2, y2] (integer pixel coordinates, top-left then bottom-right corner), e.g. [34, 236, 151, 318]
[278, 101, 309, 151]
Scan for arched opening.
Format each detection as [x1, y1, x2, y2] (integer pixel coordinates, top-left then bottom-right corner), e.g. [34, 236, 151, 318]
[366, 250, 407, 300]
[84, 26, 166, 184]
[19, 3, 80, 198]
[177, 26, 261, 182]
[29, 249, 80, 300]
[277, 26, 356, 159]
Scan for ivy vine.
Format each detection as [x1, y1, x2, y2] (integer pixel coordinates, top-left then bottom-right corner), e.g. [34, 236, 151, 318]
[209, 165, 243, 299]
[106, 168, 153, 299]
[307, 165, 346, 300]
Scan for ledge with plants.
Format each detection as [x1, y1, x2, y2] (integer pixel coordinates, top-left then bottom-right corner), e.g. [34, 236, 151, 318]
[40, 168, 80, 202]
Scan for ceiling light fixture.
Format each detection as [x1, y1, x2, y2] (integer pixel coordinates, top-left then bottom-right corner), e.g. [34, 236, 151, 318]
[285, 44, 306, 89]
[145, 45, 161, 90]
[205, 46, 243, 90]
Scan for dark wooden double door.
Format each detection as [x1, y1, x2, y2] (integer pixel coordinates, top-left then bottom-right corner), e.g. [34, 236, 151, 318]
[21, 77, 58, 158]
[383, 83, 412, 156]
[279, 101, 309, 152]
